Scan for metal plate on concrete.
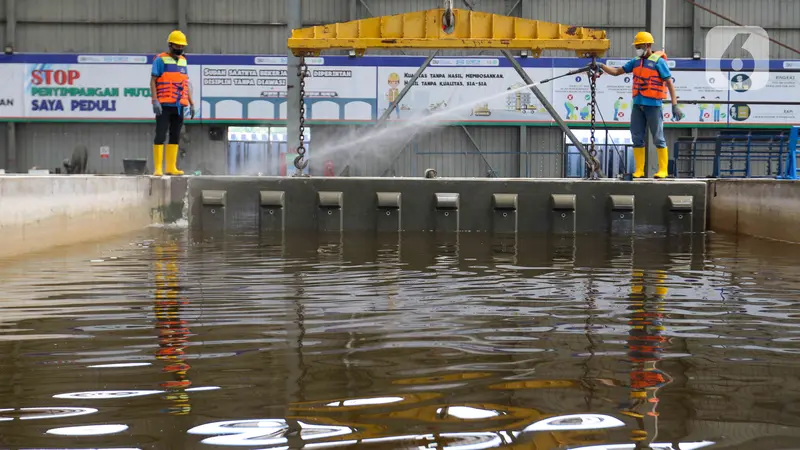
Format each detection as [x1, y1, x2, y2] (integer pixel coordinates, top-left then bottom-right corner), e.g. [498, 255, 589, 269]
[259, 190, 285, 232]
[609, 194, 635, 236]
[435, 192, 459, 233]
[550, 194, 576, 235]
[200, 189, 227, 231]
[376, 192, 402, 233]
[492, 193, 518, 235]
[668, 195, 694, 234]
[318, 191, 343, 233]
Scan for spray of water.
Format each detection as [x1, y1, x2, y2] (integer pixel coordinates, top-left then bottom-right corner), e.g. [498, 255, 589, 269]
[312, 80, 545, 171]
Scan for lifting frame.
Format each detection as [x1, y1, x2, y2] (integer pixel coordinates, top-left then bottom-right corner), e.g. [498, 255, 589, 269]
[286, 7, 611, 178]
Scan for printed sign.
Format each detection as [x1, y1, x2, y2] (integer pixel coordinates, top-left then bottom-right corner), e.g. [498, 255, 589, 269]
[200, 63, 376, 121]
[15, 62, 201, 119]
[0, 64, 24, 117]
[376, 63, 554, 122]
[0, 54, 796, 127]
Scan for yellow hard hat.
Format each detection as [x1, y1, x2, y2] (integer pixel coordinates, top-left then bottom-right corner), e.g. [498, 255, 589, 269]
[632, 31, 654, 46]
[388, 73, 400, 82]
[168, 30, 188, 46]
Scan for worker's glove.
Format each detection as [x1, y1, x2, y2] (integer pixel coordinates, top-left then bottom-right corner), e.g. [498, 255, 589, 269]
[189, 105, 196, 119]
[672, 103, 683, 121]
[152, 101, 162, 116]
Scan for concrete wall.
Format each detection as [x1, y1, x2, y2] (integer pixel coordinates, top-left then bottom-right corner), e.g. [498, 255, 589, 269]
[0, 175, 185, 258]
[708, 179, 800, 244]
[186, 176, 708, 235]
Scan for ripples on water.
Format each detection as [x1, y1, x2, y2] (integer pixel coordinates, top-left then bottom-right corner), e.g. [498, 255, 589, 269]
[2, 229, 800, 449]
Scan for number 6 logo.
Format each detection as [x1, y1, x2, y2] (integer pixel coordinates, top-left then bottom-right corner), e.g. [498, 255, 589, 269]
[704, 26, 770, 91]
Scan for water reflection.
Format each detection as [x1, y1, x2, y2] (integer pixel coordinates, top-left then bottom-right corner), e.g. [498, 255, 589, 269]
[4, 231, 800, 448]
[45, 423, 129, 436]
[282, 389, 625, 448]
[0, 407, 97, 421]
[152, 239, 193, 415]
[621, 268, 671, 447]
[186, 412, 625, 449]
[53, 390, 163, 399]
[570, 442, 715, 450]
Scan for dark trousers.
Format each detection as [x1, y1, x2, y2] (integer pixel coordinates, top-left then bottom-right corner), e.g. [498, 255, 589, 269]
[154, 106, 184, 145]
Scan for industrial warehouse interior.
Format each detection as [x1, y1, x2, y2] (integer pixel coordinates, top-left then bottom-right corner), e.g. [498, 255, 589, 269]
[1, 1, 800, 449]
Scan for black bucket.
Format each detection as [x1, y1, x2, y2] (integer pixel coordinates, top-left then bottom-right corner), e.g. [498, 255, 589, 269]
[123, 158, 148, 175]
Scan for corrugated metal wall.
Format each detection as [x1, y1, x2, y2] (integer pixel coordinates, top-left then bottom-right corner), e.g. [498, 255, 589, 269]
[14, 123, 228, 175]
[0, 123, 7, 170]
[17, 123, 154, 173]
[16, 0, 176, 54]
[386, 126, 521, 178]
[4, 0, 799, 176]
[524, 127, 564, 178]
[0, 0, 5, 50]
[13, 0, 799, 59]
[307, 125, 524, 178]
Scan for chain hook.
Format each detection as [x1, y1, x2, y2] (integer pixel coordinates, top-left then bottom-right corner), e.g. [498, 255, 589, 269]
[293, 54, 310, 176]
[586, 56, 601, 180]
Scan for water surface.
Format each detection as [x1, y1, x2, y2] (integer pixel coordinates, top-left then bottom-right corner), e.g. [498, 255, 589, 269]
[1, 230, 800, 449]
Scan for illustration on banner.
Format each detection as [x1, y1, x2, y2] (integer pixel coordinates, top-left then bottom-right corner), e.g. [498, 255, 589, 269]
[504, 82, 540, 115]
[382, 72, 410, 118]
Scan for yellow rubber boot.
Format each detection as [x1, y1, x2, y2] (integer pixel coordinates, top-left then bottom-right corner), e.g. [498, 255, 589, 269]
[632, 147, 645, 178]
[152, 144, 164, 176]
[655, 270, 668, 296]
[165, 144, 184, 176]
[654, 147, 669, 179]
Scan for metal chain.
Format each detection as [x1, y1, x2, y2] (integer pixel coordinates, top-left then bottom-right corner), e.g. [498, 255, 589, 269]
[293, 55, 309, 175]
[587, 59, 600, 180]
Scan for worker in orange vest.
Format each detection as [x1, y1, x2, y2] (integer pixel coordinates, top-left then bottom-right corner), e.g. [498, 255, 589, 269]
[150, 30, 195, 176]
[153, 241, 193, 415]
[620, 269, 672, 448]
[599, 31, 683, 179]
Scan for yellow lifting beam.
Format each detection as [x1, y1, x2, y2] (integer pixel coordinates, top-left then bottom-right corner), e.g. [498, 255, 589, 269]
[287, 8, 610, 58]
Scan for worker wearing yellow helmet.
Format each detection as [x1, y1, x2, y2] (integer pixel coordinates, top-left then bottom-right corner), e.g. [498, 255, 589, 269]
[385, 72, 402, 119]
[598, 31, 683, 179]
[150, 30, 195, 176]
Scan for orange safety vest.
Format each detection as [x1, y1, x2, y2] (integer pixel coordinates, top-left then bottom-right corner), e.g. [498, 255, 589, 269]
[154, 52, 190, 107]
[632, 51, 668, 100]
[630, 369, 667, 389]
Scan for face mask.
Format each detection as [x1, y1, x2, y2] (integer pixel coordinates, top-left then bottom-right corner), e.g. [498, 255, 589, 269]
[635, 48, 645, 58]
[171, 47, 184, 56]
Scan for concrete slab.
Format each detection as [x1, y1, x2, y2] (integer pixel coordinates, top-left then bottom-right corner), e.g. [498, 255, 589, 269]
[0, 175, 186, 258]
[708, 179, 800, 244]
[186, 176, 708, 235]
